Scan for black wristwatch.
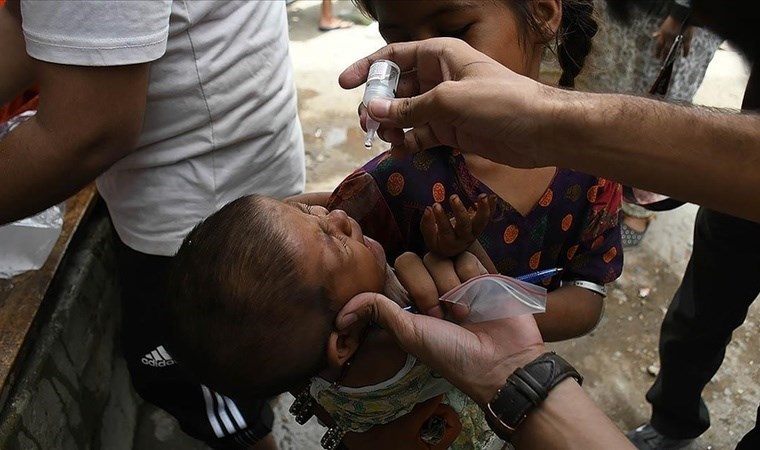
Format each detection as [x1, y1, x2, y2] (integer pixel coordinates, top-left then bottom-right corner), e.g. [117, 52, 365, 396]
[483, 352, 583, 441]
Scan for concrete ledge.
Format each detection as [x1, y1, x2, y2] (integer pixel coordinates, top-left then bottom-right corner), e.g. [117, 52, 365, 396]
[0, 203, 141, 450]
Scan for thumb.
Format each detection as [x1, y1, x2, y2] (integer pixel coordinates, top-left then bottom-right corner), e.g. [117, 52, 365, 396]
[336, 292, 415, 341]
[367, 88, 446, 129]
[336, 292, 477, 372]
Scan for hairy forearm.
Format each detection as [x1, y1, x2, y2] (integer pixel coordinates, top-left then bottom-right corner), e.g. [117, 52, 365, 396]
[534, 286, 603, 342]
[549, 92, 760, 222]
[511, 379, 634, 449]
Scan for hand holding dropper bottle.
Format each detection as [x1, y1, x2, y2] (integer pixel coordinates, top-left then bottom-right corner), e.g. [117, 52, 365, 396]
[362, 59, 400, 148]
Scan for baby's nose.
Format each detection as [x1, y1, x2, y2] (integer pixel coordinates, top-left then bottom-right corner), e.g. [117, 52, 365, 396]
[327, 209, 353, 235]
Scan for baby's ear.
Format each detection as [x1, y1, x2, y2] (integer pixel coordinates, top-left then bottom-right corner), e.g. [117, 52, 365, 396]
[325, 325, 365, 368]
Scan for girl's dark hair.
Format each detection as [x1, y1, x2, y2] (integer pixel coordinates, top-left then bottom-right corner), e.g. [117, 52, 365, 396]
[352, 0, 599, 89]
[556, 0, 599, 88]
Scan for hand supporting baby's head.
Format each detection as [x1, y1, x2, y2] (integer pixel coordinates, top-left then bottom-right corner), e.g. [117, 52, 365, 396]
[165, 195, 335, 398]
[165, 194, 392, 398]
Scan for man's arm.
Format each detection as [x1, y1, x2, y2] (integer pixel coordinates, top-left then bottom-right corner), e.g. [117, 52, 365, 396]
[0, 3, 34, 104]
[339, 38, 760, 222]
[552, 92, 760, 222]
[510, 379, 634, 449]
[0, 60, 149, 223]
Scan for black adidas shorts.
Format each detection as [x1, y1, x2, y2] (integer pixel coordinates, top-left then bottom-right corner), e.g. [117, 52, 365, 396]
[115, 238, 274, 449]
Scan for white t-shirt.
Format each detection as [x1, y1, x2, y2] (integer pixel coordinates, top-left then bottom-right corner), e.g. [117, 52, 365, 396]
[21, 0, 305, 256]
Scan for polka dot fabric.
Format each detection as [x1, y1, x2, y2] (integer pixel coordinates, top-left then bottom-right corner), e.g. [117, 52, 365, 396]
[327, 148, 623, 291]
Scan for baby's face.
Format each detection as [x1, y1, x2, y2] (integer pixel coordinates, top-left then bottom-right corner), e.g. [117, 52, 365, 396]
[269, 198, 387, 310]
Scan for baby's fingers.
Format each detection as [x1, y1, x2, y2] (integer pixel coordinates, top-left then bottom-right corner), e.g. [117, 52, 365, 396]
[420, 206, 439, 249]
[470, 194, 495, 235]
[433, 203, 455, 239]
[449, 195, 472, 237]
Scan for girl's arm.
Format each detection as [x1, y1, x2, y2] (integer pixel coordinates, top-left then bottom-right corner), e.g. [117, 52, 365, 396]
[534, 286, 604, 342]
[542, 178, 620, 342]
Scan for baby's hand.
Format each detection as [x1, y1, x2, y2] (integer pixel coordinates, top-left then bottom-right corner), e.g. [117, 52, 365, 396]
[421, 193, 495, 258]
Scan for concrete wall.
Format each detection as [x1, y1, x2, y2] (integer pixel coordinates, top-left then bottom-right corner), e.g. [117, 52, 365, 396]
[0, 205, 141, 450]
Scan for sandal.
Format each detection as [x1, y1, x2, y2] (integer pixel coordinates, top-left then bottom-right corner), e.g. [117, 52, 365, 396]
[620, 212, 652, 248]
[318, 19, 354, 32]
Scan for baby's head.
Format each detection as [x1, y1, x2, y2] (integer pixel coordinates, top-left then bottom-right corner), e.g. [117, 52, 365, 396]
[353, 0, 597, 87]
[165, 194, 389, 398]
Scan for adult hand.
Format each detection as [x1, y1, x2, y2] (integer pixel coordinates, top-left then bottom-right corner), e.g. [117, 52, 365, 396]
[336, 251, 546, 406]
[653, 15, 694, 61]
[339, 38, 559, 169]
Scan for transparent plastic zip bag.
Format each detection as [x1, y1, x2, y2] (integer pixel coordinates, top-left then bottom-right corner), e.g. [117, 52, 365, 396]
[0, 110, 65, 279]
[440, 274, 547, 323]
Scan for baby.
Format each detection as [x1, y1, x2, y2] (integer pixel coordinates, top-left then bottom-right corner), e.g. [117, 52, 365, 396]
[164, 194, 501, 449]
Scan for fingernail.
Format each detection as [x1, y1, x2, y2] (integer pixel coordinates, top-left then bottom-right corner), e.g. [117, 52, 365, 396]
[337, 313, 358, 329]
[427, 305, 444, 319]
[424, 207, 432, 216]
[369, 98, 392, 118]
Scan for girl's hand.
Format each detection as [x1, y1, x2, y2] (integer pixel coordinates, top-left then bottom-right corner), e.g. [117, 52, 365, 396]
[653, 16, 694, 61]
[420, 193, 495, 258]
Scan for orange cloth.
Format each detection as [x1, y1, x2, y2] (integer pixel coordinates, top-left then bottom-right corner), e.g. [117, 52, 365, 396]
[0, 92, 38, 122]
[342, 395, 462, 450]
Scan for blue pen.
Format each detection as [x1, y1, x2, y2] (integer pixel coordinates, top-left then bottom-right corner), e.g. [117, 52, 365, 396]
[402, 304, 419, 313]
[516, 267, 563, 284]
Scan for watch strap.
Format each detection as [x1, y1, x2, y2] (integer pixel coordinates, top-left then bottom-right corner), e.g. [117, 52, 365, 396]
[484, 352, 582, 440]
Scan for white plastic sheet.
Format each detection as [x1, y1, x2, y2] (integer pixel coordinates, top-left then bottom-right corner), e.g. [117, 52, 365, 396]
[0, 111, 64, 279]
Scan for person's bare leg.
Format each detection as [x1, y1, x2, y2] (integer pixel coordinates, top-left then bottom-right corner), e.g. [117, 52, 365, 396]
[251, 433, 278, 450]
[319, 0, 353, 31]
